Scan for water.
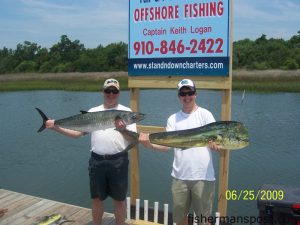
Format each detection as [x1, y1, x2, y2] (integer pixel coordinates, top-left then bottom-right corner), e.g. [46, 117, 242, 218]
[0, 90, 300, 220]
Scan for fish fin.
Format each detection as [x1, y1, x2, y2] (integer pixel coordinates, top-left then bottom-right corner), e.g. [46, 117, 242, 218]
[115, 128, 139, 152]
[123, 139, 139, 152]
[115, 128, 139, 140]
[35, 108, 49, 132]
[80, 110, 88, 114]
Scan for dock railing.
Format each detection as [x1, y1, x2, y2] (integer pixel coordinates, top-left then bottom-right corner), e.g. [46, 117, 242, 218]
[126, 197, 221, 225]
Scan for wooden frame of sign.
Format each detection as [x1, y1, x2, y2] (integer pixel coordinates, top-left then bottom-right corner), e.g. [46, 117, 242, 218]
[129, 75, 232, 216]
[128, 0, 233, 217]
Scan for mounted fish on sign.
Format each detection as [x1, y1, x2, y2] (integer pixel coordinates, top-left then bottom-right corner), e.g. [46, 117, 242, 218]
[35, 108, 145, 133]
[118, 121, 250, 151]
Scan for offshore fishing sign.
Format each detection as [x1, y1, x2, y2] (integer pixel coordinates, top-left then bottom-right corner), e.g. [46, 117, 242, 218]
[128, 0, 231, 76]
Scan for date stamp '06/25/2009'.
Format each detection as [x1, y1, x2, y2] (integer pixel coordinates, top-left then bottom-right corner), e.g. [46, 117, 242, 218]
[225, 189, 284, 201]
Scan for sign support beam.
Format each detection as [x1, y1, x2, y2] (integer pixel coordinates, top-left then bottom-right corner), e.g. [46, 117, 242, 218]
[128, 0, 234, 217]
[130, 88, 140, 204]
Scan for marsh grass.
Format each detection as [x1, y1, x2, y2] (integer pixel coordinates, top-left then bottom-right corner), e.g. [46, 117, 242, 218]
[1, 70, 300, 92]
[0, 73, 128, 92]
[233, 80, 300, 93]
[232, 70, 300, 92]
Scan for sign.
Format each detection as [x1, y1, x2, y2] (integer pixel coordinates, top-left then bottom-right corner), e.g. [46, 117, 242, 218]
[128, 0, 230, 76]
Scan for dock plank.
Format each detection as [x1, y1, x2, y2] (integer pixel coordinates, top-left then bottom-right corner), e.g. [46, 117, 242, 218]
[0, 192, 22, 205]
[0, 189, 162, 225]
[22, 203, 64, 225]
[0, 189, 95, 225]
[1, 197, 41, 224]
[2, 199, 56, 225]
[67, 208, 93, 225]
[17, 200, 61, 225]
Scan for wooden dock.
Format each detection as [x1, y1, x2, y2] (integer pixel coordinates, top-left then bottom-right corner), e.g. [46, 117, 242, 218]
[0, 189, 167, 225]
[0, 189, 121, 225]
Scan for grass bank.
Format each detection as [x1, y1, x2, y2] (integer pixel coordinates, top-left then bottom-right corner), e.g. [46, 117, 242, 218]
[1, 70, 300, 92]
[232, 70, 300, 92]
[0, 72, 128, 92]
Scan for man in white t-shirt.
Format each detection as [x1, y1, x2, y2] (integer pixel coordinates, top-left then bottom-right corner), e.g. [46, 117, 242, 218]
[45, 78, 136, 225]
[139, 79, 221, 225]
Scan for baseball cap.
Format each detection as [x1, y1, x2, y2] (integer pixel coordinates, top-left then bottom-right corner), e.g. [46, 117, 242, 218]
[103, 78, 120, 90]
[177, 79, 196, 91]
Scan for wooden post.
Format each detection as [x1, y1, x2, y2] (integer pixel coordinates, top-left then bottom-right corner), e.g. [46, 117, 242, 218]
[218, 0, 234, 216]
[218, 90, 231, 216]
[218, 0, 234, 215]
[130, 88, 140, 204]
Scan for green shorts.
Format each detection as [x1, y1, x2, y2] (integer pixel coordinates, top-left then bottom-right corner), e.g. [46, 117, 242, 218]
[171, 178, 215, 225]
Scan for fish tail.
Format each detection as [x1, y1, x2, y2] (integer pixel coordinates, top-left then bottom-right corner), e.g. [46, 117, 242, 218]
[35, 108, 49, 132]
[115, 128, 139, 152]
[58, 216, 74, 225]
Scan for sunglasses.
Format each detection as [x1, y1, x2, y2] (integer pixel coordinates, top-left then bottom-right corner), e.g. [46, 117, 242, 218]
[104, 89, 119, 94]
[178, 91, 196, 97]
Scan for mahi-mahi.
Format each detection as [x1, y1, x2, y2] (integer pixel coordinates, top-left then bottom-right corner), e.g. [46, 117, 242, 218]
[119, 121, 249, 150]
[36, 213, 73, 225]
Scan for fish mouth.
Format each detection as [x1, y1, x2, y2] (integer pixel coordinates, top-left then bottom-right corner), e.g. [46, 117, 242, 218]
[243, 137, 250, 143]
[133, 113, 145, 123]
[137, 113, 146, 122]
[241, 138, 250, 147]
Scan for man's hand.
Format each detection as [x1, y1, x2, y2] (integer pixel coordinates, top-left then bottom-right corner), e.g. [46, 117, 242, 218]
[0, 208, 8, 218]
[208, 140, 223, 152]
[139, 133, 153, 149]
[114, 119, 127, 130]
[45, 119, 55, 129]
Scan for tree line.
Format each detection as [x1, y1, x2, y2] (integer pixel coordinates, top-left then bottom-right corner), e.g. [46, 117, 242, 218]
[233, 32, 300, 70]
[0, 32, 299, 74]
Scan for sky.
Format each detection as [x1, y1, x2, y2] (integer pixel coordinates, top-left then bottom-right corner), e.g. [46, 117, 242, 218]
[0, 0, 299, 49]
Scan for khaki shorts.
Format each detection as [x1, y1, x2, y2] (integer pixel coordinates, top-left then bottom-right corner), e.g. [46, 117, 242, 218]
[171, 178, 215, 225]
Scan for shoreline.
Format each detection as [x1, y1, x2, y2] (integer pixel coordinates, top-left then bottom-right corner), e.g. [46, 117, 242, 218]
[1, 70, 300, 92]
[1, 70, 300, 80]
